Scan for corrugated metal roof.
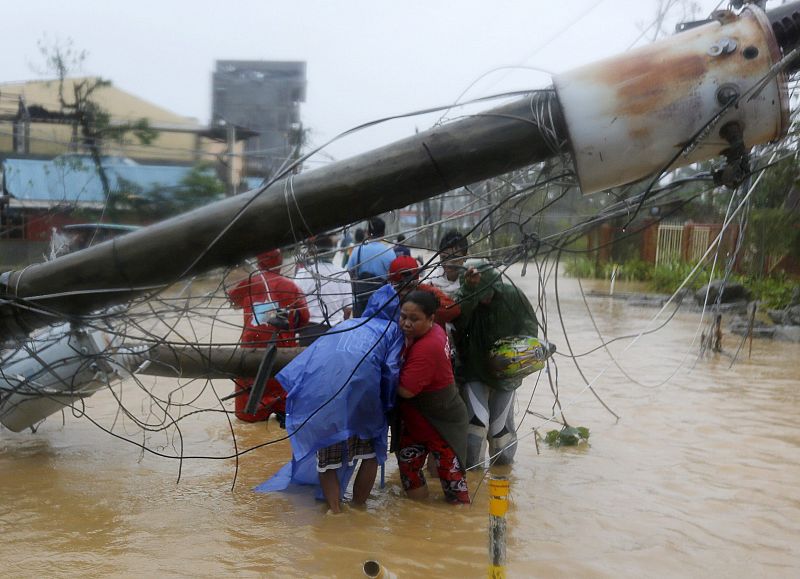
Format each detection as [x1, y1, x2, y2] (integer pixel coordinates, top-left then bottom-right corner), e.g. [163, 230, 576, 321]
[2, 156, 196, 203]
[0, 79, 202, 128]
[244, 176, 265, 191]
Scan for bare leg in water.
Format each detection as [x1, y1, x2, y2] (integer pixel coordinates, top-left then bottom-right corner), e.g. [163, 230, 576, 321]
[352, 458, 378, 506]
[319, 469, 341, 513]
[406, 484, 429, 500]
[320, 458, 378, 512]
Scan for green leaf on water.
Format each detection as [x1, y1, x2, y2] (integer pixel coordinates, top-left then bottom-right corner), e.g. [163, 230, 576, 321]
[559, 427, 580, 445]
[544, 426, 591, 447]
[545, 430, 560, 445]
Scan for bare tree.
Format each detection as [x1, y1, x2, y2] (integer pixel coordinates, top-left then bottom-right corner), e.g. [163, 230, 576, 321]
[37, 37, 157, 202]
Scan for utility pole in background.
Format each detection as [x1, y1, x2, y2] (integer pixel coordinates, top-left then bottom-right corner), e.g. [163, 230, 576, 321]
[13, 97, 30, 155]
[226, 121, 237, 197]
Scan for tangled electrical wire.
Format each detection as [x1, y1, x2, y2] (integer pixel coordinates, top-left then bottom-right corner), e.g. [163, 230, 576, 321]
[2, 60, 800, 502]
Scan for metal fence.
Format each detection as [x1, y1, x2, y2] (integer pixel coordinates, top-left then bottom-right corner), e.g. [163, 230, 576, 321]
[655, 223, 717, 265]
[655, 223, 684, 265]
[688, 225, 711, 262]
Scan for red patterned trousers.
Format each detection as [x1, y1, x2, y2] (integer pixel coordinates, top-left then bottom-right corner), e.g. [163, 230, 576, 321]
[395, 404, 469, 504]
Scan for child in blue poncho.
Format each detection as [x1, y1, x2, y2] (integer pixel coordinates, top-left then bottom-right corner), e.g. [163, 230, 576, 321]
[255, 289, 403, 513]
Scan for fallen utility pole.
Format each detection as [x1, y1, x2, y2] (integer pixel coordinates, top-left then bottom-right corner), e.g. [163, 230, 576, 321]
[2, 1, 800, 433]
[1, 2, 800, 346]
[0, 90, 564, 341]
[133, 344, 303, 379]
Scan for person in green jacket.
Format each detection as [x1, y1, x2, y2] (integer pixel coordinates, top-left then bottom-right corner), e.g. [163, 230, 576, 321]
[455, 259, 539, 467]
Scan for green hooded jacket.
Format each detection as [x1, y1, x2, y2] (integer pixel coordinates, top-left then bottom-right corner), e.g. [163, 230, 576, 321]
[454, 260, 539, 391]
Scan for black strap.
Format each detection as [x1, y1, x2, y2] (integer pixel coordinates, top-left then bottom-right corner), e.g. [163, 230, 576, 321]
[244, 345, 278, 415]
[355, 243, 364, 277]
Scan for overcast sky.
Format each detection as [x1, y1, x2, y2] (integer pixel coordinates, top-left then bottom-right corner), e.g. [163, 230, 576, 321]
[3, 0, 725, 161]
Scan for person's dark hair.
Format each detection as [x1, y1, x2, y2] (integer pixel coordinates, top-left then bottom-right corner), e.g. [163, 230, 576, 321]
[354, 228, 366, 243]
[396, 234, 406, 243]
[439, 229, 468, 254]
[403, 290, 438, 317]
[312, 234, 336, 252]
[367, 217, 386, 237]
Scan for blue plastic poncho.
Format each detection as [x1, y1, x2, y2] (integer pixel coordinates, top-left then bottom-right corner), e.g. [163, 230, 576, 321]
[255, 288, 403, 495]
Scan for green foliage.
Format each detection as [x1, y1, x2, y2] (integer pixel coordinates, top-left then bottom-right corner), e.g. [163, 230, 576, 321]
[604, 258, 652, 282]
[37, 36, 158, 197]
[743, 208, 800, 278]
[545, 426, 590, 447]
[650, 261, 709, 293]
[751, 154, 797, 209]
[563, 256, 598, 278]
[744, 274, 798, 309]
[108, 164, 225, 221]
[173, 163, 226, 212]
[649, 262, 797, 308]
[739, 152, 800, 278]
[619, 259, 652, 282]
[544, 430, 559, 445]
[563, 257, 653, 282]
[563, 254, 797, 308]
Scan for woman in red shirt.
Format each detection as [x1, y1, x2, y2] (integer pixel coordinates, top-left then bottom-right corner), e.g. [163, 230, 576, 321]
[395, 290, 470, 504]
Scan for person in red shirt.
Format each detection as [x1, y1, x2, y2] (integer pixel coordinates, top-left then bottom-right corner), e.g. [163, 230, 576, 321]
[388, 255, 460, 328]
[395, 290, 470, 504]
[227, 249, 310, 423]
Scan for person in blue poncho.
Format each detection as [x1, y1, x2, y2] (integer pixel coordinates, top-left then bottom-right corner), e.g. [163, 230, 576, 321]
[254, 288, 403, 513]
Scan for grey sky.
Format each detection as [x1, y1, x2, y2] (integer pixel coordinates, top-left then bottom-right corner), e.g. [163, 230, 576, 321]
[3, 0, 723, 161]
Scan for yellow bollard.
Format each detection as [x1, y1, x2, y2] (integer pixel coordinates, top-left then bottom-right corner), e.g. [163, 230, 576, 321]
[488, 476, 510, 578]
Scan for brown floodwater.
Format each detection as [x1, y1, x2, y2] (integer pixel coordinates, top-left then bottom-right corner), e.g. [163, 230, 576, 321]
[2, 265, 799, 578]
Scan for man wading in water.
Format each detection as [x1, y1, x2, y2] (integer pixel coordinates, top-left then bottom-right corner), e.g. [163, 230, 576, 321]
[455, 260, 539, 467]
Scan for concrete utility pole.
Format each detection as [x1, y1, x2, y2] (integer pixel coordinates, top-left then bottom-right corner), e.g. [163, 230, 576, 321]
[13, 97, 31, 155]
[227, 122, 237, 197]
[0, 90, 564, 341]
[1, 2, 799, 344]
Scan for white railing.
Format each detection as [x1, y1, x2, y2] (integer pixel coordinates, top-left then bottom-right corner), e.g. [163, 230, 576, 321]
[655, 223, 683, 265]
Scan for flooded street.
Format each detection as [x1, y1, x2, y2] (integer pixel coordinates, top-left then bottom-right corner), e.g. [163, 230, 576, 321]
[2, 265, 799, 578]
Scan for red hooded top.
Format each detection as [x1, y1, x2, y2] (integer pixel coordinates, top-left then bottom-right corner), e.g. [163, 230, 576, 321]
[227, 250, 310, 348]
[388, 255, 460, 327]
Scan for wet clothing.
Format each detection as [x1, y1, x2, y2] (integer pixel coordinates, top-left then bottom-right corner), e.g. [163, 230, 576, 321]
[399, 384, 468, 469]
[294, 260, 352, 328]
[346, 240, 396, 278]
[397, 430, 469, 504]
[427, 264, 461, 297]
[454, 263, 539, 391]
[317, 436, 375, 472]
[400, 324, 453, 396]
[369, 283, 460, 330]
[454, 260, 539, 467]
[463, 381, 516, 467]
[396, 325, 469, 503]
[424, 265, 463, 371]
[347, 240, 396, 317]
[295, 259, 352, 346]
[228, 254, 309, 422]
[255, 291, 403, 496]
[231, 377, 288, 424]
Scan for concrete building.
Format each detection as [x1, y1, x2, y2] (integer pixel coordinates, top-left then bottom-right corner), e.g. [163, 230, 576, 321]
[0, 78, 227, 163]
[211, 60, 306, 177]
[0, 78, 239, 267]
